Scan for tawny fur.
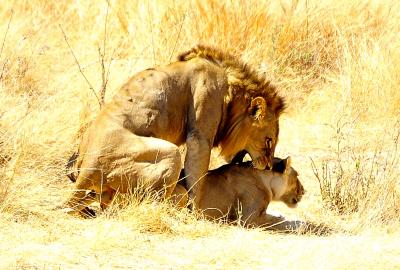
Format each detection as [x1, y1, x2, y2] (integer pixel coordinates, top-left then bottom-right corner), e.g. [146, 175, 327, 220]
[176, 157, 305, 229]
[64, 45, 285, 214]
[92, 157, 305, 230]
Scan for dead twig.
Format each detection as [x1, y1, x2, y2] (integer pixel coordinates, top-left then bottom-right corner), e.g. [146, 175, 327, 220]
[0, 9, 13, 61]
[59, 24, 102, 108]
[147, 0, 156, 66]
[0, 9, 14, 81]
[168, 12, 187, 62]
[99, 0, 111, 105]
[98, 46, 107, 106]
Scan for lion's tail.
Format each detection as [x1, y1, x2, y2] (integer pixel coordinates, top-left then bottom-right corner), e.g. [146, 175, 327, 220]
[66, 152, 79, 182]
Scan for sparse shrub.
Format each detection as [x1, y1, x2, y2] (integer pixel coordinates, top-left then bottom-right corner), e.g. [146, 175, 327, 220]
[312, 118, 400, 224]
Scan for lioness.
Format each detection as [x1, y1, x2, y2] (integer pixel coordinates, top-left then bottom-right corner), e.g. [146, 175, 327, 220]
[88, 157, 305, 229]
[177, 156, 305, 228]
[64, 45, 285, 214]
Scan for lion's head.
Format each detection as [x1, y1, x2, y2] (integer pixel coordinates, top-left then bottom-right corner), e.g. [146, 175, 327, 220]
[243, 94, 284, 170]
[218, 83, 285, 170]
[273, 157, 305, 208]
[178, 44, 285, 171]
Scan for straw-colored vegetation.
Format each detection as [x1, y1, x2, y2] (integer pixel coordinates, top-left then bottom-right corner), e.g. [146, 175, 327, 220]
[1, 0, 399, 269]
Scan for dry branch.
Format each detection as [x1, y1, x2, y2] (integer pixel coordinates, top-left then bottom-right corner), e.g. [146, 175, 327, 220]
[98, 0, 111, 105]
[147, 0, 156, 66]
[0, 9, 13, 81]
[59, 24, 102, 108]
[168, 12, 187, 62]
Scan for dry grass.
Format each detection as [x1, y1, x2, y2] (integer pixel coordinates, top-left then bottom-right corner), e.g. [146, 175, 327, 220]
[1, 0, 399, 269]
[310, 117, 400, 232]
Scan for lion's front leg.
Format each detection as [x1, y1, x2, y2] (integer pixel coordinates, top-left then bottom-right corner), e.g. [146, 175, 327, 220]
[240, 197, 285, 230]
[184, 133, 212, 207]
[248, 213, 287, 230]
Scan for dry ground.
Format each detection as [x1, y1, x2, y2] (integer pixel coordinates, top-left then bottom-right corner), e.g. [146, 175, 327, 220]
[0, 0, 399, 269]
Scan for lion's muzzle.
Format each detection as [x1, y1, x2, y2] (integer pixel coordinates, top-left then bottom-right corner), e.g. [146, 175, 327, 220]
[252, 155, 272, 170]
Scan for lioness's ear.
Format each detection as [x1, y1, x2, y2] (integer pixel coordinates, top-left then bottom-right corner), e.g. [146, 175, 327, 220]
[249, 97, 266, 121]
[284, 156, 292, 174]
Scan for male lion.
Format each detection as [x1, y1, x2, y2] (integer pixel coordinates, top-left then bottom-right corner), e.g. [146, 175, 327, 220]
[64, 45, 285, 214]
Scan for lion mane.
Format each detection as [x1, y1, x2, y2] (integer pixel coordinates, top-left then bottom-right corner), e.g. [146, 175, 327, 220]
[178, 45, 285, 158]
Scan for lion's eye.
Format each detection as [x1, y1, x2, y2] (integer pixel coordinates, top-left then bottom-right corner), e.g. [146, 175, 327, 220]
[265, 138, 272, 149]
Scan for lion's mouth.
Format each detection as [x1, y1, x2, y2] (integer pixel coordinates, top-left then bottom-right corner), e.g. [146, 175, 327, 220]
[252, 155, 272, 170]
[252, 159, 266, 170]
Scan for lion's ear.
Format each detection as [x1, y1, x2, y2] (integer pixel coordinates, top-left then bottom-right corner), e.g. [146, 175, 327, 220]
[284, 156, 292, 174]
[274, 96, 286, 116]
[249, 97, 266, 121]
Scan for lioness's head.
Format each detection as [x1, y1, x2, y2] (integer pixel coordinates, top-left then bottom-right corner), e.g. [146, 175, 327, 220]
[272, 156, 305, 208]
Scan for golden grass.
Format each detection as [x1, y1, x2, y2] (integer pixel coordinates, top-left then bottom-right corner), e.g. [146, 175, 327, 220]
[1, 0, 399, 268]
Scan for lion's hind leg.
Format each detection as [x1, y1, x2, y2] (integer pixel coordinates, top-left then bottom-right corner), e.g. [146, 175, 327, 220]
[103, 133, 182, 201]
[62, 166, 105, 214]
[63, 129, 182, 215]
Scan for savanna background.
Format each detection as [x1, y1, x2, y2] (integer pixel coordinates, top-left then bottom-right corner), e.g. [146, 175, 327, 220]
[1, 0, 399, 269]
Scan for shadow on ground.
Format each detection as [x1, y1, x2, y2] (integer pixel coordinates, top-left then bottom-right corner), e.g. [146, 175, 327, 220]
[74, 207, 335, 236]
[266, 220, 334, 236]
